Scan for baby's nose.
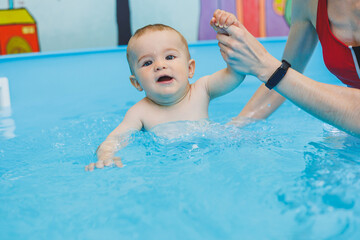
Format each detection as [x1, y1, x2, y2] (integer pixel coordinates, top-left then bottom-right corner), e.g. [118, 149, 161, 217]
[155, 61, 167, 71]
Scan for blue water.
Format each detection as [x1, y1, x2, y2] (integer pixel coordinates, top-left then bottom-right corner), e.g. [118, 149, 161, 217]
[1, 40, 360, 239]
[1, 100, 360, 239]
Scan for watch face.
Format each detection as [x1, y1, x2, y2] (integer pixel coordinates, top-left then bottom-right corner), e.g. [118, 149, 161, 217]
[282, 60, 291, 68]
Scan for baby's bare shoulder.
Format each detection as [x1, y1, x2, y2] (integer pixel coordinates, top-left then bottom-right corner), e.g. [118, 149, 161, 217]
[192, 75, 211, 90]
[125, 98, 150, 116]
[189, 76, 212, 100]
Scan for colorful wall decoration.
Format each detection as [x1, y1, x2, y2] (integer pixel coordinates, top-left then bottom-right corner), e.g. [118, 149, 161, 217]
[265, 0, 292, 36]
[198, 0, 237, 40]
[1, 0, 117, 54]
[0, 1, 39, 55]
[0, 0, 292, 55]
[198, 0, 292, 40]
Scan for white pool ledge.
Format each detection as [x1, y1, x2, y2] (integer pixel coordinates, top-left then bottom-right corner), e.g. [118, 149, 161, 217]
[0, 77, 11, 108]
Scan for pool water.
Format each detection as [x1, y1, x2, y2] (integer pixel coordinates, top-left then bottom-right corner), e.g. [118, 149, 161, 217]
[1, 40, 360, 239]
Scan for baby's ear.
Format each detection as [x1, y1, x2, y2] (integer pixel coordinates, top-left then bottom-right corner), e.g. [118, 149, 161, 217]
[188, 59, 195, 79]
[130, 75, 143, 91]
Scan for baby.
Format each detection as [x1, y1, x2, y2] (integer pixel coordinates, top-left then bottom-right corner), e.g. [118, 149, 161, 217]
[86, 10, 243, 171]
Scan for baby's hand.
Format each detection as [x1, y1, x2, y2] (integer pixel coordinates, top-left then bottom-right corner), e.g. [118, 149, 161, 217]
[85, 156, 123, 171]
[210, 9, 240, 35]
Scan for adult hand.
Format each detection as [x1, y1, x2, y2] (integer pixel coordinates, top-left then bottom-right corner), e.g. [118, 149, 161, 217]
[216, 24, 279, 82]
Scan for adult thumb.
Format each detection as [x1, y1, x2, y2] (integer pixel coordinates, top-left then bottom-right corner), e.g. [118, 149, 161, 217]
[226, 25, 239, 36]
[226, 23, 247, 38]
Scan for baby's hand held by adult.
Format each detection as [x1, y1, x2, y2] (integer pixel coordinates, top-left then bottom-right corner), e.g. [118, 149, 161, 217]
[210, 9, 241, 35]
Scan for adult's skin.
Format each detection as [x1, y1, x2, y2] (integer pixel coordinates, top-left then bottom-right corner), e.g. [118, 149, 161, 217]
[213, 2, 360, 137]
[226, 0, 360, 136]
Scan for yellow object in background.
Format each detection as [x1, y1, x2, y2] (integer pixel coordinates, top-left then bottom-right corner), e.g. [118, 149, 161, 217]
[6, 36, 32, 54]
[273, 0, 286, 16]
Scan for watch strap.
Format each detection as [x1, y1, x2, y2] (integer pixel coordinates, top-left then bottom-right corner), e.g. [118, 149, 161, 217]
[265, 60, 291, 90]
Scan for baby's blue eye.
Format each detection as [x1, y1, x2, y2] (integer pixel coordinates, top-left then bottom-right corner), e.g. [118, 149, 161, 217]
[143, 61, 152, 67]
[166, 55, 175, 60]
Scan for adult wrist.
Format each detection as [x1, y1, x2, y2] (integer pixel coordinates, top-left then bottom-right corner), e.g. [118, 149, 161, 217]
[256, 55, 281, 82]
[264, 60, 291, 90]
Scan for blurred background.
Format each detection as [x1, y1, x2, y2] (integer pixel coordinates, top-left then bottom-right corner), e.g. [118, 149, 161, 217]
[0, 0, 291, 55]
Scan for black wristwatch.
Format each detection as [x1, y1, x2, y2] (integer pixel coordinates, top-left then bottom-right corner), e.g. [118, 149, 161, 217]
[265, 60, 291, 90]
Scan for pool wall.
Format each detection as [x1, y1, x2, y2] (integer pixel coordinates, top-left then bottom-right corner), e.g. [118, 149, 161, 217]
[0, 38, 338, 128]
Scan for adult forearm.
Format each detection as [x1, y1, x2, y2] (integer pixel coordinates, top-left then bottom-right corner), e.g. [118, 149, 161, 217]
[258, 58, 360, 137]
[237, 35, 317, 120]
[236, 84, 286, 119]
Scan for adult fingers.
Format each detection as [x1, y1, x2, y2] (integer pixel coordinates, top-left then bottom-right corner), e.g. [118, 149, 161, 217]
[219, 48, 228, 62]
[216, 34, 239, 54]
[217, 41, 233, 61]
[224, 14, 236, 28]
[216, 33, 235, 50]
[225, 24, 247, 39]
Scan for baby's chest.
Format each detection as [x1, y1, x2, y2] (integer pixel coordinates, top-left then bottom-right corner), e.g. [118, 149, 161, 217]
[142, 99, 209, 130]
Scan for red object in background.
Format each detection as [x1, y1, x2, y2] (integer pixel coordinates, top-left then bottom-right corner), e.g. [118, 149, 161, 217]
[237, 0, 266, 38]
[0, 8, 40, 55]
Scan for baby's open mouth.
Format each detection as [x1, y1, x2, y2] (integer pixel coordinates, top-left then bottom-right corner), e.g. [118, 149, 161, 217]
[157, 75, 173, 83]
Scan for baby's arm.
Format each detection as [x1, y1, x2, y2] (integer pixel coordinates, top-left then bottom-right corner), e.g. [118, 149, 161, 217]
[85, 106, 143, 171]
[199, 10, 245, 99]
[199, 67, 245, 100]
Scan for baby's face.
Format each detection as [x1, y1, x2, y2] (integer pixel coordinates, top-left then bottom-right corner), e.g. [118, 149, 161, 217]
[128, 30, 195, 105]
